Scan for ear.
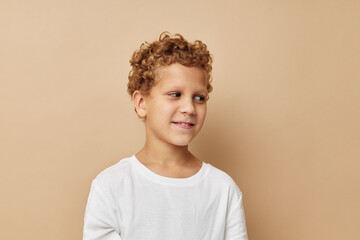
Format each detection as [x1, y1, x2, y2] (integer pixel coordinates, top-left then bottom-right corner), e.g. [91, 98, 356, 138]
[132, 90, 147, 118]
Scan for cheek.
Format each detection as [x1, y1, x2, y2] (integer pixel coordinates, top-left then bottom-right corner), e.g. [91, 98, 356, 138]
[162, 103, 176, 115]
[197, 106, 207, 122]
[152, 102, 177, 120]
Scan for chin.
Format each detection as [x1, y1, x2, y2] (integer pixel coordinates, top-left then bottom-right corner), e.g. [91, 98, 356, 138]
[174, 142, 190, 147]
[171, 137, 194, 147]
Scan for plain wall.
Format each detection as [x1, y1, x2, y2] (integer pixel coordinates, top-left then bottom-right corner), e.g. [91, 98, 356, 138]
[1, 0, 359, 239]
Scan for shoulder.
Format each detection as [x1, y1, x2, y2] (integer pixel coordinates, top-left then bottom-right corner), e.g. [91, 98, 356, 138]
[93, 156, 134, 189]
[205, 163, 239, 188]
[205, 163, 243, 198]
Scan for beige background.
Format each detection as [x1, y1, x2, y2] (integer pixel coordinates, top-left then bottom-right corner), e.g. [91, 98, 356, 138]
[1, 0, 359, 239]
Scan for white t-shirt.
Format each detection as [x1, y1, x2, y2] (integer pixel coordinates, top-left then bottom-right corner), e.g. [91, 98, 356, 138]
[83, 155, 248, 240]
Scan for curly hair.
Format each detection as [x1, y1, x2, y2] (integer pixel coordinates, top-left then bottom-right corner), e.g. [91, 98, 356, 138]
[127, 32, 213, 97]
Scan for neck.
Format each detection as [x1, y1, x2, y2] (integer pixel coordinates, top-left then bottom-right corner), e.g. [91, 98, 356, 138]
[136, 139, 194, 167]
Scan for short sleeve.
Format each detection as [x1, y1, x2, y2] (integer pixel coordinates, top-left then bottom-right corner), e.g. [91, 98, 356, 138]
[83, 179, 122, 240]
[225, 187, 248, 240]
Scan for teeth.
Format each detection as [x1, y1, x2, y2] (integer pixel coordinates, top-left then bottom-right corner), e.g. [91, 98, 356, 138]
[176, 122, 192, 126]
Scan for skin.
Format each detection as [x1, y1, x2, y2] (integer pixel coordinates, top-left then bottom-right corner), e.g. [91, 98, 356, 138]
[132, 63, 208, 178]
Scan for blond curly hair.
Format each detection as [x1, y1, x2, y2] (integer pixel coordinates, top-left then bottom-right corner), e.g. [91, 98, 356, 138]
[127, 32, 213, 97]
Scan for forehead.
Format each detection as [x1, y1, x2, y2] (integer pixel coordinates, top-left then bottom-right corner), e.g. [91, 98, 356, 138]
[154, 63, 207, 90]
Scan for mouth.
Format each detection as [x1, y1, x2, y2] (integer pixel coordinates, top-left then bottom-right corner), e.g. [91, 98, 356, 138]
[172, 122, 195, 129]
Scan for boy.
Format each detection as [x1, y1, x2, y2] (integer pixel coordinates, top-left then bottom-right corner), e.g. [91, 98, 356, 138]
[83, 32, 248, 240]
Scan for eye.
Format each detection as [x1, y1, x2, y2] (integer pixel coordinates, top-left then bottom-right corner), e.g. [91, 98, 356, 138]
[194, 95, 206, 102]
[168, 92, 181, 97]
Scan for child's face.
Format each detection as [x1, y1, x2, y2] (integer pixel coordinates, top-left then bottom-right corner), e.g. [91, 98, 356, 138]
[141, 63, 208, 148]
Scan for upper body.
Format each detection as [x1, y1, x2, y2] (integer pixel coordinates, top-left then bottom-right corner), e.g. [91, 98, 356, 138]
[83, 32, 248, 239]
[83, 155, 248, 240]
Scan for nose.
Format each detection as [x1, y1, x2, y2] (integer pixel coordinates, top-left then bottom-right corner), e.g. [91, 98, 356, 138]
[179, 98, 196, 115]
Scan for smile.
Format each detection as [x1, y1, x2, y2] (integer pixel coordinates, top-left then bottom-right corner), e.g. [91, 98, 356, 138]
[172, 122, 195, 129]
